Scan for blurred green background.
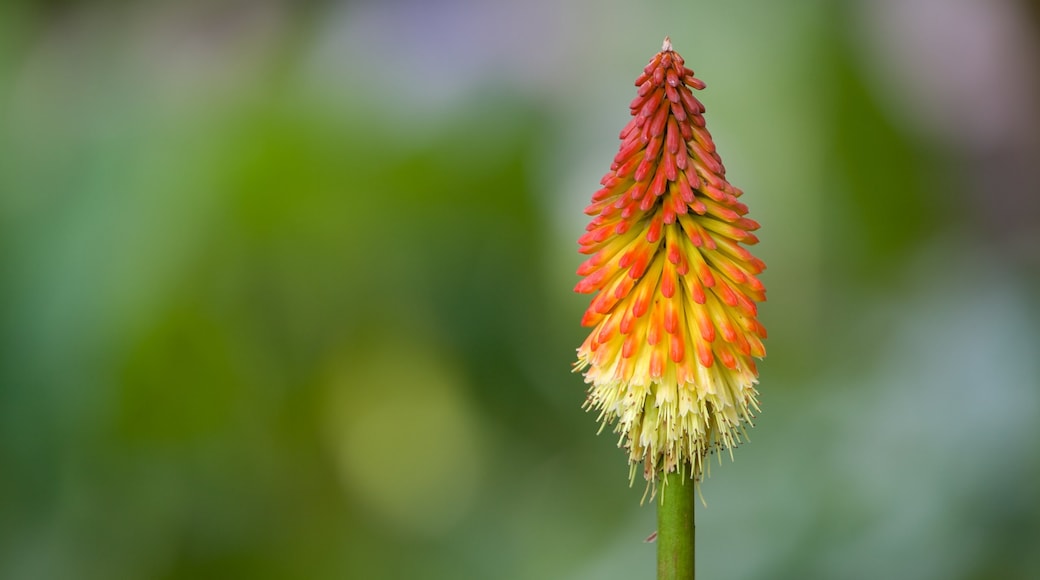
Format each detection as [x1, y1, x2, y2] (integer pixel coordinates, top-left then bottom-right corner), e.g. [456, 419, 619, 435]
[2, 1, 1039, 579]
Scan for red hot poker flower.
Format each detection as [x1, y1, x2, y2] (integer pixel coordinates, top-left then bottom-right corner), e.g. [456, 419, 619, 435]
[575, 38, 767, 490]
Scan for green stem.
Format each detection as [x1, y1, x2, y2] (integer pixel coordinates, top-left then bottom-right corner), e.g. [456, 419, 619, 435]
[656, 471, 695, 580]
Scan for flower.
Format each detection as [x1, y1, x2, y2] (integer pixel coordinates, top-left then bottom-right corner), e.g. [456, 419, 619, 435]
[575, 37, 766, 491]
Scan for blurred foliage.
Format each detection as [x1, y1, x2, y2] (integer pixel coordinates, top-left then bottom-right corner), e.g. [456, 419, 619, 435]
[1, 1, 1039, 579]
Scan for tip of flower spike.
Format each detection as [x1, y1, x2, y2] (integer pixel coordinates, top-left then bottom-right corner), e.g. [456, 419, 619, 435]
[662, 36, 672, 52]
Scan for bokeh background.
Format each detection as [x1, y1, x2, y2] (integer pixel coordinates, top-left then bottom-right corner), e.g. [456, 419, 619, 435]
[2, 1, 1039, 578]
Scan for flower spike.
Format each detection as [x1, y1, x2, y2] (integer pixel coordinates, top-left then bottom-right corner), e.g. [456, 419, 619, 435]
[575, 39, 766, 493]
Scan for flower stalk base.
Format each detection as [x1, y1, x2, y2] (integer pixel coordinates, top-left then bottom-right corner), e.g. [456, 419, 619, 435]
[657, 470, 696, 580]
